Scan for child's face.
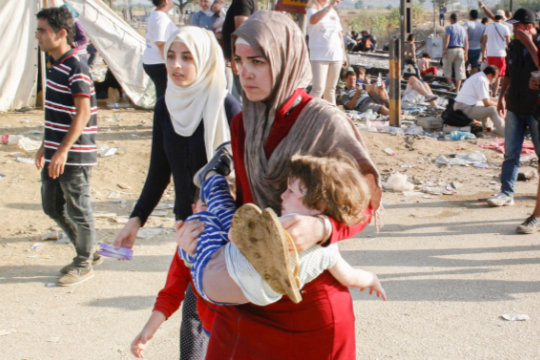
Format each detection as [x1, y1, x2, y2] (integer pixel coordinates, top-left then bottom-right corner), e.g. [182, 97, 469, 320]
[211, 1, 223, 12]
[280, 178, 321, 216]
[192, 199, 207, 213]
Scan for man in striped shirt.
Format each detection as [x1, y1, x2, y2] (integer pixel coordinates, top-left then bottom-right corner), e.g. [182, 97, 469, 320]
[35, 7, 99, 286]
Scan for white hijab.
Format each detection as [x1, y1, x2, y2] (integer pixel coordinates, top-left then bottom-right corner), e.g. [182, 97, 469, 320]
[164, 26, 230, 160]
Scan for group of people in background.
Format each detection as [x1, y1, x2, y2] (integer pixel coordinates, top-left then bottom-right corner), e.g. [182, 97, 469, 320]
[31, 1, 540, 360]
[438, 3, 540, 234]
[34, 2, 388, 360]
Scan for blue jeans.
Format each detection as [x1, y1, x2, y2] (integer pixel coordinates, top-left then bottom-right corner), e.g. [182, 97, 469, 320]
[41, 165, 96, 268]
[500, 111, 540, 195]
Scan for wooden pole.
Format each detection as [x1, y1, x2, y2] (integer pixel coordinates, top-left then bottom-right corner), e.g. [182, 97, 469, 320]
[389, 37, 401, 127]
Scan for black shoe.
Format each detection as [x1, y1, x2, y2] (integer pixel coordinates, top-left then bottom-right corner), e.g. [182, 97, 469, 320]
[193, 142, 232, 188]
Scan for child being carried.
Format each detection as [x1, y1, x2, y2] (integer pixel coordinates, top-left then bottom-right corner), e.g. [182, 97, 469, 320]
[177, 144, 386, 305]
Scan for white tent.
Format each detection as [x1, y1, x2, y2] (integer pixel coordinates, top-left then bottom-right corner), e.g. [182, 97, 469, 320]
[0, 0, 153, 112]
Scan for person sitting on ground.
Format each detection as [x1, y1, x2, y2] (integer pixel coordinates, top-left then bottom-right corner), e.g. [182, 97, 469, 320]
[355, 66, 371, 86]
[417, 52, 438, 77]
[453, 65, 504, 136]
[402, 34, 421, 78]
[401, 75, 439, 108]
[339, 70, 389, 115]
[344, 32, 357, 51]
[176, 148, 386, 307]
[359, 30, 376, 52]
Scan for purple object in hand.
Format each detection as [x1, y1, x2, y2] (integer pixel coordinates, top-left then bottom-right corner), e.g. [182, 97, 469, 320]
[97, 243, 133, 260]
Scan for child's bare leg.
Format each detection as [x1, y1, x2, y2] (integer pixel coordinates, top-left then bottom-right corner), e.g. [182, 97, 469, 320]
[329, 257, 386, 300]
[202, 246, 249, 304]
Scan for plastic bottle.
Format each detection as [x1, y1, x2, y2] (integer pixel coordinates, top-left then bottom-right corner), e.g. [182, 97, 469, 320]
[376, 72, 383, 87]
[449, 131, 475, 141]
[1, 134, 22, 145]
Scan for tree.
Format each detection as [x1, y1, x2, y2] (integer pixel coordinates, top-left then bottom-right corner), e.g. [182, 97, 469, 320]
[355, 0, 363, 9]
[174, 0, 196, 15]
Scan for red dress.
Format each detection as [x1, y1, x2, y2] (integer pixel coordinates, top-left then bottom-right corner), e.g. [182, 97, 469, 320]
[206, 89, 369, 360]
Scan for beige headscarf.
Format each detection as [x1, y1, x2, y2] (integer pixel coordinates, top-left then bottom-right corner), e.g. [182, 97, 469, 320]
[233, 11, 380, 214]
[164, 26, 230, 161]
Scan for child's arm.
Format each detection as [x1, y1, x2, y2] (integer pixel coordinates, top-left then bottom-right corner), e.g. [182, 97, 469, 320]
[329, 257, 386, 300]
[131, 310, 167, 358]
[132, 252, 190, 357]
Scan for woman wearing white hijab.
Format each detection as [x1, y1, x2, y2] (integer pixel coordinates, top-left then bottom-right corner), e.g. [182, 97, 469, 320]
[116, 26, 241, 360]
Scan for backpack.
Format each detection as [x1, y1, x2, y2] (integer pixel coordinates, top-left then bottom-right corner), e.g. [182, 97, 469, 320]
[441, 98, 473, 127]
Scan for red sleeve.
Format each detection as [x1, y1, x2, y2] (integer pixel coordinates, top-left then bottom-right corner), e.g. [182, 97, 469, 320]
[153, 251, 190, 319]
[230, 112, 253, 205]
[328, 207, 372, 245]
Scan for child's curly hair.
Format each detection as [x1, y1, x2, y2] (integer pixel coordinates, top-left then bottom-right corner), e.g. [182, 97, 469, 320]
[286, 150, 370, 226]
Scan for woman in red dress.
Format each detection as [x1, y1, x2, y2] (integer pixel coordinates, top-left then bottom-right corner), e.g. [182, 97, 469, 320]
[206, 11, 382, 360]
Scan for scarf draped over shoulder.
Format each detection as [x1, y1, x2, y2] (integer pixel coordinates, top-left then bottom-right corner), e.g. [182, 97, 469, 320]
[233, 11, 380, 214]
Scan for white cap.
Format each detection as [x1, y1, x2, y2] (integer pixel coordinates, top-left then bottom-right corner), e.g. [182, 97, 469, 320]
[495, 9, 506, 19]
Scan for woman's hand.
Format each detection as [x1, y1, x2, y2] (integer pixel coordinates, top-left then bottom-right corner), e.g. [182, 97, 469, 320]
[114, 217, 141, 249]
[280, 215, 327, 253]
[175, 219, 205, 256]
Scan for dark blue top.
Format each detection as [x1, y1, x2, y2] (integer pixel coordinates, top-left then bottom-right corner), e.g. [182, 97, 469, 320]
[131, 94, 241, 225]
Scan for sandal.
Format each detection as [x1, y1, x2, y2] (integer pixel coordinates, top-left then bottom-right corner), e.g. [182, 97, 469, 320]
[229, 203, 302, 303]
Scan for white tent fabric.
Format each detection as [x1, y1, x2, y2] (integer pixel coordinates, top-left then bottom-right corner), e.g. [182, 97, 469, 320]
[0, 0, 153, 111]
[0, 1, 40, 112]
[67, 0, 154, 108]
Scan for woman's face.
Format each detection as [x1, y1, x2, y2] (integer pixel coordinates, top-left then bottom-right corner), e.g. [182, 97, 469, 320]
[234, 43, 272, 102]
[166, 41, 197, 87]
[317, 0, 330, 6]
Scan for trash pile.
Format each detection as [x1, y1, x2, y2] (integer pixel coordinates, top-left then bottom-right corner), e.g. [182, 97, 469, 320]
[345, 106, 488, 142]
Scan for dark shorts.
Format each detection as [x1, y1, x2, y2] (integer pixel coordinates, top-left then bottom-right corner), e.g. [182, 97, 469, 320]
[467, 49, 482, 69]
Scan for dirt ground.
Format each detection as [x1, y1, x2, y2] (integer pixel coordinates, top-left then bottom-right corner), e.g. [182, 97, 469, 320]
[0, 108, 538, 360]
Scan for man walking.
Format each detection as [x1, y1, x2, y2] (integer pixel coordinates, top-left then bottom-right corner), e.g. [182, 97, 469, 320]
[35, 7, 99, 286]
[442, 13, 469, 91]
[465, 9, 485, 75]
[482, 9, 511, 95]
[489, 9, 540, 235]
